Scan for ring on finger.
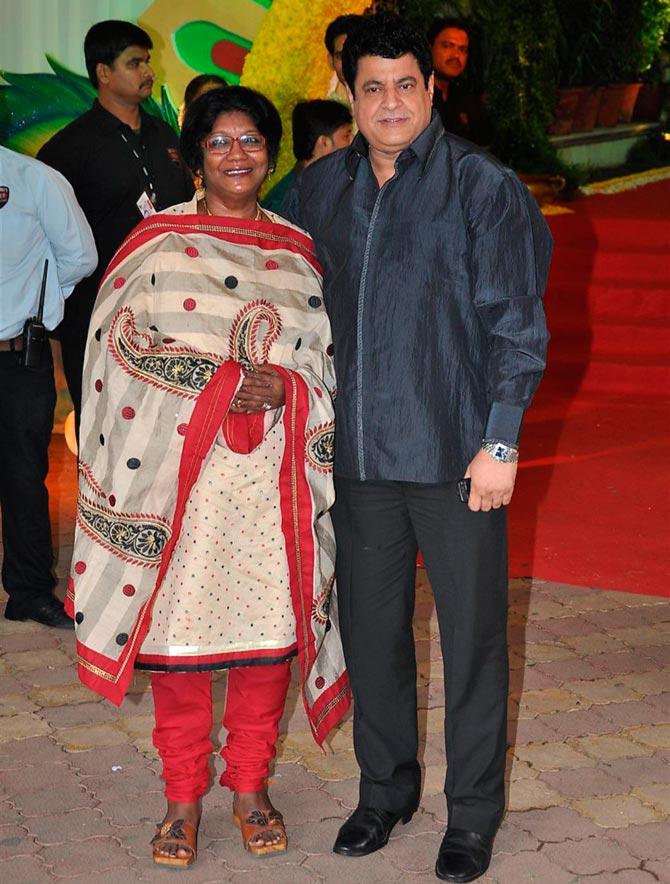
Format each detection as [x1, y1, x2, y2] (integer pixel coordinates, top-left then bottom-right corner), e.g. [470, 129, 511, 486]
[262, 402, 272, 411]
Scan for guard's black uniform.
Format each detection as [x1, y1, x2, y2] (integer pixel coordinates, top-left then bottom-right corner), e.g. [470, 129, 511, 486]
[38, 100, 194, 418]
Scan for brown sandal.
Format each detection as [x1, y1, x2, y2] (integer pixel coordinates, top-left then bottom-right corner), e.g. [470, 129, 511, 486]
[151, 818, 198, 867]
[233, 809, 288, 856]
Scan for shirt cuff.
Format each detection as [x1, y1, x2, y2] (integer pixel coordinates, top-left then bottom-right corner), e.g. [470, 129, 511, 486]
[484, 402, 525, 445]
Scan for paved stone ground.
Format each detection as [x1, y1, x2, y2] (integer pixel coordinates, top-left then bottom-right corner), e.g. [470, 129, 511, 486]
[1, 438, 669, 882]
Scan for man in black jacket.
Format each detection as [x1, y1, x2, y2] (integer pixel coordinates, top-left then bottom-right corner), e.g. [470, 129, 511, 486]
[287, 12, 551, 882]
[38, 20, 193, 427]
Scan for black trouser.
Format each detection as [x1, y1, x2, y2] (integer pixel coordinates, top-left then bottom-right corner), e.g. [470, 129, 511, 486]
[332, 477, 509, 837]
[57, 287, 95, 426]
[0, 344, 57, 612]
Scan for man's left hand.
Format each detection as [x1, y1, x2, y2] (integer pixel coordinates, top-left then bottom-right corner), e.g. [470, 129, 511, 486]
[465, 449, 517, 512]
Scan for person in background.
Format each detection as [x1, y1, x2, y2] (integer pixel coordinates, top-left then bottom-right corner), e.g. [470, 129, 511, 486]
[287, 12, 551, 881]
[262, 99, 353, 214]
[65, 86, 349, 869]
[325, 14, 364, 111]
[180, 73, 229, 125]
[428, 17, 491, 145]
[37, 19, 194, 429]
[0, 146, 97, 629]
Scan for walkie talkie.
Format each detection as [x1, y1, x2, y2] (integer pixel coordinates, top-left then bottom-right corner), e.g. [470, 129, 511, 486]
[22, 258, 49, 370]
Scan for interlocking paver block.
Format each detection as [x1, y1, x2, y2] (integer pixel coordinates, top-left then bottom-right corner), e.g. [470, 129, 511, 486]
[29, 682, 97, 707]
[513, 740, 594, 771]
[3, 649, 73, 672]
[302, 851, 404, 882]
[0, 714, 51, 743]
[507, 806, 602, 841]
[518, 643, 574, 664]
[566, 678, 641, 705]
[299, 750, 360, 781]
[0, 854, 51, 883]
[26, 807, 116, 844]
[543, 835, 641, 875]
[507, 777, 565, 812]
[534, 656, 606, 683]
[603, 754, 670, 787]
[626, 723, 670, 749]
[40, 835, 133, 876]
[0, 825, 37, 859]
[644, 860, 670, 883]
[517, 688, 581, 718]
[487, 849, 575, 882]
[611, 626, 668, 647]
[570, 733, 653, 761]
[53, 722, 128, 751]
[491, 820, 540, 855]
[0, 694, 39, 717]
[573, 794, 661, 827]
[597, 700, 668, 728]
[618, 670, 670, 697]
[539, 765, 625, 799]
[16, 782, 98, 817]
[536, 707, 612, 737]
[631, 783, 670, 814]
[580, 870, 658, 883]
[592, 650, 660, 676]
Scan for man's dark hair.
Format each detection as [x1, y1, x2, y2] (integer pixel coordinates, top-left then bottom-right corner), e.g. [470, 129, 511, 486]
[183, 74, 229, 109]
[324, 14, 364, 55]
[426, 17, 472, 46]
[341, 12, 432, 96]
[84, 20, 152, 89]
[292, 100, 352, 162]
[180, 86, 282, 175]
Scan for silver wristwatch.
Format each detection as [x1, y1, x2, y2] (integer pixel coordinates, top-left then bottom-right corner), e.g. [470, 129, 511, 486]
[481, 439, 519, 464]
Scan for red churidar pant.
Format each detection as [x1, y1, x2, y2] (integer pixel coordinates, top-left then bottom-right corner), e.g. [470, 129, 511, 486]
[151, 661, 292, 802]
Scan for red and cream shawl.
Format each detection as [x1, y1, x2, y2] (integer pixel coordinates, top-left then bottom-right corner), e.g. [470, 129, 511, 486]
[66, 210, 350, 745]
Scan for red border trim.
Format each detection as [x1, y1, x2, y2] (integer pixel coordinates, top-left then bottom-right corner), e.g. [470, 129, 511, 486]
[103, 214, 322, 286]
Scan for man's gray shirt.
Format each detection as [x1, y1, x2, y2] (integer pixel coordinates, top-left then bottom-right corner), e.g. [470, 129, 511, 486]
[288, 114, 552, 483]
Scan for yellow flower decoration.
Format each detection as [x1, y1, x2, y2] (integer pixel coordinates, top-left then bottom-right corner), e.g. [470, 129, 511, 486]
[241, 0, 370, 187]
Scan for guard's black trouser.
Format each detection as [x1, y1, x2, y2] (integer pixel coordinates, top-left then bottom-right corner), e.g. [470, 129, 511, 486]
[0, 344, 57, 612]
[332, 477, 509, 837]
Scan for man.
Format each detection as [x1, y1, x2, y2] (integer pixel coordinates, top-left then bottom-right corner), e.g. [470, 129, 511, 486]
[0, 147, 97, 628]
[38, 20, 194, 425]
[428, 17, 490, 145]
[288, 12, 551, 882]
[325, 14, 363, 111]
[262, 99, 352, 213]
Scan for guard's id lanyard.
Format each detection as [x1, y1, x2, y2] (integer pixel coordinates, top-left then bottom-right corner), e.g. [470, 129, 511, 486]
[120, 129, 157, 218]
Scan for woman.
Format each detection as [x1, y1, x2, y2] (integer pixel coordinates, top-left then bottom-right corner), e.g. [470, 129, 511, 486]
[66, 87, 350, 868]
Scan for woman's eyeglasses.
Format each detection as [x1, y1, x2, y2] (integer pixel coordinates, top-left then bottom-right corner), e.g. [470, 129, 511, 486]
[202, 133, 266, 155]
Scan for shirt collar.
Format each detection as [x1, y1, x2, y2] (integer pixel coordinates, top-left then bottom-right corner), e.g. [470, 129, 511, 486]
[344, 112, 445, 180]
[91, 99, 157, 132]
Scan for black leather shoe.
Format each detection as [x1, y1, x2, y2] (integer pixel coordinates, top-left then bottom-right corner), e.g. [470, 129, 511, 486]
[435, 828, 494, 882]
[333, 805, 413, 857]
[5, 597, 74, 630]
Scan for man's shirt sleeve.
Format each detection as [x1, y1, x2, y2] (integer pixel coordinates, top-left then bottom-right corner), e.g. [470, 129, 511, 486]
[466, 169, 552, 444]
[33, 163, 97, 294]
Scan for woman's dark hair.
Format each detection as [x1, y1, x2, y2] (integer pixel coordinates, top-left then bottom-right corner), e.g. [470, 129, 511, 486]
[342, 12, 432, 97]
[292, 100, 352, 162]
[180, 86, 283, 175]
[426, 17, 472, 47]
[183, 74, 229, 109]
[84, 20, 152, 89]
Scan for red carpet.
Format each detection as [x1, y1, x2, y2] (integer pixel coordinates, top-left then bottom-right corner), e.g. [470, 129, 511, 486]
[508, 179, 670, 596]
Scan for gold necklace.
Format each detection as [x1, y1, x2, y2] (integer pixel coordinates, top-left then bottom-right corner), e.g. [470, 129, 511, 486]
[202, 195, 263, 221]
